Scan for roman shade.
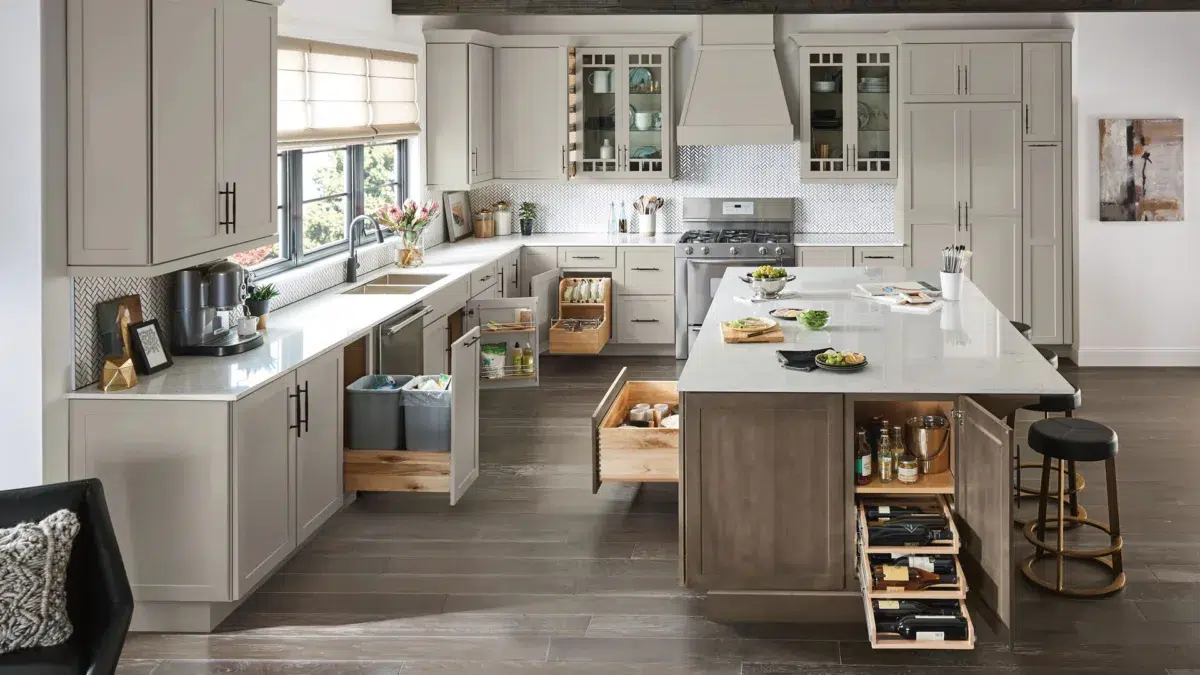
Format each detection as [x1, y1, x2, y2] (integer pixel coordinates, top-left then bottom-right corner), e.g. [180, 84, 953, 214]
[278, 38, 419, 149]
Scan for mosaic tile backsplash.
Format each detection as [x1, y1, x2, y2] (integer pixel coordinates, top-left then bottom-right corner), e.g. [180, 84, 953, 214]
[471, 144, 896, 235]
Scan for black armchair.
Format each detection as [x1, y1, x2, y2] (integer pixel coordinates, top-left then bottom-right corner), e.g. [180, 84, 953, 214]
[0, 479, 134, 675]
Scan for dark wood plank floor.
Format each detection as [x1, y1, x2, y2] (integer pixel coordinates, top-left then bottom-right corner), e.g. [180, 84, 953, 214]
[118, 358, 1200, 674]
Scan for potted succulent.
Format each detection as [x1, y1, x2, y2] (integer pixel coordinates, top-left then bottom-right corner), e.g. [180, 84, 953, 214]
[518, 202, 537, 236]
[245, 283, 280, 330]
[377, 198, 441, 267]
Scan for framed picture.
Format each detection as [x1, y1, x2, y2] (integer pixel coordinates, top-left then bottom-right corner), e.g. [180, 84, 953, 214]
[1099, 118, 1185, 221]
[95, 294, 144, 359]
[128, 319, 173, 375]
[443, 191, 474, 243]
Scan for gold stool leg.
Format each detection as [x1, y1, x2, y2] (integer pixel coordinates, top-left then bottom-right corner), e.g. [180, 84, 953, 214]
[1036, 455, 1052, 543]
[1056, 458, 1066, 592]
[1106, 457, 1125, 578]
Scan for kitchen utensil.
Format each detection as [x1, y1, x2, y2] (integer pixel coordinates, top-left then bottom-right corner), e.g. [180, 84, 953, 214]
[171, 262, 264, 357]
[588, 70, 612, 93]
[629, 67, 652, 89]
[940, 272, 964, 302]
[652, 403, 671, 425]
[638, 212, 656, 236]
[660, 414, 680, 429]
[630, 146, 660, 159]
[906, 415, 951, 474]
[740, 274, 796, 299]
[818, 144, 831, 159]
[238, 316, 258, 338]
[776, 348, 836, 372]
[629, 407, 655, 425]
[858, 102, 871, 130]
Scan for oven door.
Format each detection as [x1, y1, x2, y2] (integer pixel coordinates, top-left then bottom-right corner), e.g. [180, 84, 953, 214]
[685, 258, 778, 326]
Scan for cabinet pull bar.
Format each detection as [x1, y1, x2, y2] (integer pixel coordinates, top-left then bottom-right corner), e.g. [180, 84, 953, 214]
[1025, 104, 1031, 133]
[863, 255, 895, 260]
[562, 145, 566, 172]
[573, 256, 601, 260]
[631, 319, 659, 323]
[231, 182, 237, 234]
[957, 66, 962, 95]
[464, 337, 480, 347]
[956, 202, 962, 231]
[630, 267, 660, 271]
[964, 203, 969, 231]
[301, 381, 310, 433]
[964, 65, 969, 94]
[288, 389, 301, 438]
[1029, 143, 1058, 147]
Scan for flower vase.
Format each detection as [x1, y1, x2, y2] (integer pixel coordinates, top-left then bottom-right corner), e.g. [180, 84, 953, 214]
[397, 231, 425, 268]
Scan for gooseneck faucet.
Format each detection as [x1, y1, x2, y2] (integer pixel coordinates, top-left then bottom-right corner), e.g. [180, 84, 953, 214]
[346, 214, 385, 283]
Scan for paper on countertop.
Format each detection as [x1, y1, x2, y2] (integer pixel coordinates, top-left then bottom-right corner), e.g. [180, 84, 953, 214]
[890, 300, 944, 315]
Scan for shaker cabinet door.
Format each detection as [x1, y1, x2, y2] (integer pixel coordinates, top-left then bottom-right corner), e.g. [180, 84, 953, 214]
[902, 104, 964, 222]
[449, 328, 482, 505]
[1022, 43, 1063, 142]
[468, 44, 494, 182]
[1023, 143, 1066, 343]
[295, 348, 344, 544]
[901, 44, 961, 103]
[495, 47, 567, 180]
[961, 43, 1022, 102]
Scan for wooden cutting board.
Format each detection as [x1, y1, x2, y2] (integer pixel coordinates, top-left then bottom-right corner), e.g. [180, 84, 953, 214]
[721, 324, 785, 344]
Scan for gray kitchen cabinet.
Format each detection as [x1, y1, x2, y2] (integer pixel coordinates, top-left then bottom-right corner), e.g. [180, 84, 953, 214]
[1023, 143, 1067, 344]
[1022, 43, 1063, 142]
[799, 247, 854, 267]
[68, 0, 277, 274]
[521, 246, 559, 296]
[962, 103, 1023, 222]
[854, 247, 907, 267]
[909, 221, 959, 272]
[423, 319, 449, 375]
[902, 103, 964, 226]
[968, 217, 1023, 322]
[901, 43, 1020, 103]
[496, 47, 568, 181]
[426, 39, 494, 189]
[450, 329, 482, 504]
[498, 249, 522, 298]
[615, 296, 674, 344]
[231, 373, 296, 598]
[618, 247, 674, 296]
[294, 349, 344, 544]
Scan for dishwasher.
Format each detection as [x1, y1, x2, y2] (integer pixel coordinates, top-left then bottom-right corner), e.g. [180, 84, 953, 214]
[373, 305, 433, 376]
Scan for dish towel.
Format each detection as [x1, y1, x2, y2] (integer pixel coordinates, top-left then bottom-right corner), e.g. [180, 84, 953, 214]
[776, 348, 836, 372]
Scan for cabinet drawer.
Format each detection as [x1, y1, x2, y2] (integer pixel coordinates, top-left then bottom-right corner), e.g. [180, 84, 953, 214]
[619, 247, 674, 295]
[616, 296, 674, 344]
[423, 278, 470, 326]
[559, 247, 616, 269]
[857, 495, 960, 555]
[470, 262, 499, 296]
[799, 247, 853, 267]
[590, 368, 679, 492]
[855, 247, 907, 268]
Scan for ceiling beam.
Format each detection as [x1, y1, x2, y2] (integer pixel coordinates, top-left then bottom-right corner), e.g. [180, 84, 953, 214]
[394, 0, 1198, 13]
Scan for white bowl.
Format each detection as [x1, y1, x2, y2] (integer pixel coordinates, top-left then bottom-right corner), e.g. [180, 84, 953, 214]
[812, 81, 837, 93]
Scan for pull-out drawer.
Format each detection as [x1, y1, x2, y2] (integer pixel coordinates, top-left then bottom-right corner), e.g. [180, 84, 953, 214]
[615, 296, 674, 344]
[857, 544, 966, 600]
[559, 246, 617, 269]
[857, 495, 960, 555]
[855, 247, 908, 268]
[618, 247, 674, 295]
[471, 262, 499, 296]
[862, 595, 976, 650]
[799, 247, 853, 267]
[423, 277, 471, 326]
[589, 367, 679, 493]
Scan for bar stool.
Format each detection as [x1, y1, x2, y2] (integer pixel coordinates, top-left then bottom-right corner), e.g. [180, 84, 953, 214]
[1013, 387, 1087, 528]
[1021, 417, 1125, 597]
[1011, 321, 1033, 340]
[1036, 346, 1059, 370]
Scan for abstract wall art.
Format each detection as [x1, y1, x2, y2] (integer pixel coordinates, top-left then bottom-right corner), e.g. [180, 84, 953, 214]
[1099, 118, 1184, 222]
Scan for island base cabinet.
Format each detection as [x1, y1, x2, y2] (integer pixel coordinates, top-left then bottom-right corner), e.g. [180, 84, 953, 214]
[590, 368, 680, 493]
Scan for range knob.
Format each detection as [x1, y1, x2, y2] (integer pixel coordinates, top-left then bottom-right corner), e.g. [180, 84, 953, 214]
[758, 246, 768, 255]
[730, 246, 739, 255]
[684, 246, 694, 255]
[774, 246, 785, 256]
[700, 246, 710, 255]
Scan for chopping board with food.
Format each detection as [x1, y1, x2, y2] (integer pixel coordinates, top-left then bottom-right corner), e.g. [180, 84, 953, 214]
[721, 317, 784, 344]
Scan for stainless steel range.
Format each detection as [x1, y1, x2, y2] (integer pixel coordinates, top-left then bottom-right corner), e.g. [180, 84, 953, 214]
[675, 198, 795, 359]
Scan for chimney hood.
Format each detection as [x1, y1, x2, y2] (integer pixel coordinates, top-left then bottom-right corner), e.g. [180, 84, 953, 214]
[677, 16, 794, 146]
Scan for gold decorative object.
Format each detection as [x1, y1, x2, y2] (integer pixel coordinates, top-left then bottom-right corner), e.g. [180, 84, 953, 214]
[100, 355, 138, 392]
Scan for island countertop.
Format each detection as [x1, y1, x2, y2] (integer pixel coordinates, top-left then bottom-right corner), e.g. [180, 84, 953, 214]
[676, 267, 1074, 396]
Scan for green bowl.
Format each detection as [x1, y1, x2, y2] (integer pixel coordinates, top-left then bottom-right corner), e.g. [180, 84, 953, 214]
[800, 311, 829, 330]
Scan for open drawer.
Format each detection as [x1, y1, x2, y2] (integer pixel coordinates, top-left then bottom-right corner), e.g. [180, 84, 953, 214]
[857, 542, 967, 600]
[551, 276, 612, 355]
[589, 367, 679, 493]
[343, 327, 481, 505]
[857, 495, 960, 555]
[861, 593, 976, 650]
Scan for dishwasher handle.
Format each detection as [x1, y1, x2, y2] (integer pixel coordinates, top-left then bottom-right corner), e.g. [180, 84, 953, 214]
[383, 306, 433, 336]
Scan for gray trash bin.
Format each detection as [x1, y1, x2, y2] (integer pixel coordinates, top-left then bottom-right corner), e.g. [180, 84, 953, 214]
[402, 375, 453, 451]
[346, 374, 413, 450]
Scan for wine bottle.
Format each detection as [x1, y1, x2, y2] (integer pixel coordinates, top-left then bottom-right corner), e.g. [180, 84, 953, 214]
[871, 564, 958, 591]
[865, 505, 928, 521]
[873, 599, 962, 617]
[868, 553, 956, 575]
[895, 615, 969, 641]
[867, 522, 954, 547]
[855, 428, 873, 486]
[866, 513, 947, 528]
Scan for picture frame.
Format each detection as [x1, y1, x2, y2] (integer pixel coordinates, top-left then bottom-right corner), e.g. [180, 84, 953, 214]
[95, 294, 144, 359]
[443, 190, 474, 243]
[127, 319, 173, 375]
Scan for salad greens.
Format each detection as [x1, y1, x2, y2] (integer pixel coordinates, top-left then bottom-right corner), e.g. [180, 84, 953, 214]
[800, 309, 829, 329]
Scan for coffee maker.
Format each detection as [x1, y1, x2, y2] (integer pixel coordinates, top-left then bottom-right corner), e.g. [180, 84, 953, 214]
[171, 261, 264, 356]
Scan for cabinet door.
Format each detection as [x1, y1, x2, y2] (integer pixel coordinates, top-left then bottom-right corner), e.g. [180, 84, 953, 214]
[496, 47, 567, 180]
[295, 349, 343, 544]
[623, 48, 671, 177]
[687, 393, 844, 591]
[423, 319, 448, 375]
[970, 218, 1023, 321]
[231, 374, 296, 597]
[221, 0, 277, 246]
[425, 43, 469, 188]
[531, 268, 562, 354]
[450, 327, 481, 505]
[1023, 143, 1065, 343]
[799, 47, 850, 177]
[799, 247, 853, 268]
[909, 221, 960, 272]
[468, 44, 494, 182]
[854, 247, 906, 267]
[962, 103, 1022, 220]
[150, 0, 222, 264]
[901, 44, 961, 103]
[499, 250, 521, 298]
[575, 49, 622, 176]
[847, 47, 897, 178]
[1022, 43, 1062, 142]
[962, 43, 1022, 102]
[521, 246, 558, 296]
[902, 104, 965, 223]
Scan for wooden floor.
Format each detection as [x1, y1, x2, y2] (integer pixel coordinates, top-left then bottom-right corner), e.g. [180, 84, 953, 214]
[119, 358, 1200, 674]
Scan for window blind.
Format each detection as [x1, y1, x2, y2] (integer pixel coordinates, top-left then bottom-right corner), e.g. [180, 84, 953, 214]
[278, 38, 419, 149]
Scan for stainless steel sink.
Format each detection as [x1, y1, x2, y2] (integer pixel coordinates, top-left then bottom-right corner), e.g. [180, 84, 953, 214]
[342, 272, 447, 295]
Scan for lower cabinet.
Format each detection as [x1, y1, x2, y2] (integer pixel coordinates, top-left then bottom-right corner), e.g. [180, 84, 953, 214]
[294, 349, 344, 544]
[521, 246, 558, 296]
[969, 218, 1023, 322]
[854, 247, 907, 268]
[799, 247, 854, 267]
[615, 296, 674, 344]
[498, 249, 521, 298]
[423, 317, 450, 375]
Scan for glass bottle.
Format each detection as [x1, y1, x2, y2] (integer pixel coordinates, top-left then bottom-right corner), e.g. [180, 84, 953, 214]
[855, 428, 873, 486]
[618, 201, 628, 233]
[877, 432, 894, 483]
[609, 202, 618, 235]
[894, 425, 919, 484]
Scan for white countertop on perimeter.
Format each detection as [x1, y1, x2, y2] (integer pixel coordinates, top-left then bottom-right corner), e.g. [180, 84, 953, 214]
[676, 267, 1074, 396]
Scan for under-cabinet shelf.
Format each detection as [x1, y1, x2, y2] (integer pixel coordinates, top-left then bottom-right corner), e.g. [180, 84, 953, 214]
[855, 471, 955, 495]
[857, 495, 961, 555]
[857, 545, 967, 600]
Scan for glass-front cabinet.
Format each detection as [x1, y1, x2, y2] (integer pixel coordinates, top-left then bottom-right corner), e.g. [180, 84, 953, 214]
[573, 47, 673, 180]
[798, 45, 898, 181]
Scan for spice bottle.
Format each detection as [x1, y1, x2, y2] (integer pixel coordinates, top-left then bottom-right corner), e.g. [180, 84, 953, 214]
[894, 425, 919, 484]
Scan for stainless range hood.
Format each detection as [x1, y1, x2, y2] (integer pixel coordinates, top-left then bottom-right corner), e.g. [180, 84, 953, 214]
[677, 15, 794, 146]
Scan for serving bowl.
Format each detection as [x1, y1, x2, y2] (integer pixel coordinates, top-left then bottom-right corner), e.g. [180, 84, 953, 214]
[740, 274, 795, 298]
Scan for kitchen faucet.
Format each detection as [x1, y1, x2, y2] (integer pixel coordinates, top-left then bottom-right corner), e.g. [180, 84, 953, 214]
[346, 214, 384, 283]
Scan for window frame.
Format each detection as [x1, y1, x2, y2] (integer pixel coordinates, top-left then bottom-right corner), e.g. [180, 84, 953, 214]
[247, 139, 409, 281]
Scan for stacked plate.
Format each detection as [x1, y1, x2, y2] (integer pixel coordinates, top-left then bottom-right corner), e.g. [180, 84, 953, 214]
[859, 76, 889, 93]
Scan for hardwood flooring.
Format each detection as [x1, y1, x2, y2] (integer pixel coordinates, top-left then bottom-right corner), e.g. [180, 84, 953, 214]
[118, 358, 1200, 674]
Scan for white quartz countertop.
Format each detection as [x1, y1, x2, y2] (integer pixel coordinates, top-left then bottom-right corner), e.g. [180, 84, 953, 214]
[676, 268, 1074, 396]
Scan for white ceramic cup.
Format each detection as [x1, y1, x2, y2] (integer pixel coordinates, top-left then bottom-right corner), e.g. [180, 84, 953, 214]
[238, 316, 259, 337]
[588, 70, 611, 94]
[939, 272, 965, 302]
[638, 212, 656, 236]
[634, 111, 654, 131]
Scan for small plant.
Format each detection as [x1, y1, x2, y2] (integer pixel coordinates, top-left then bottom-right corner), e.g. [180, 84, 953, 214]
[519, 202, 537, 221]
[247, 283, 281, 302]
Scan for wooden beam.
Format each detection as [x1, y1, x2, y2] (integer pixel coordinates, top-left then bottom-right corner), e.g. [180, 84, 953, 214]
[394, 0, 1198, 14]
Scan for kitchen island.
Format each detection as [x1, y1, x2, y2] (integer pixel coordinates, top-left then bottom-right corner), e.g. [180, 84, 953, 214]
[675, 267, 1073, 647]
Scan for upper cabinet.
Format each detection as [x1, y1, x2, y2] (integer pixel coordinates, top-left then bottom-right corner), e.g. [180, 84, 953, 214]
[68, 0, 278, 275]
[573, 47, 675, 181]
[495, 47, 569, 181]
[426, 38, 494, 190]
[1022, 43, 1063, 142]
[901, 43, 1021, 103]
[796, 44, 897, 181]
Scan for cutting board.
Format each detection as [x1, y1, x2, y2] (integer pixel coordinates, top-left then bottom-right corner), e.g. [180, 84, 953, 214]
[721, 324, 784, 344]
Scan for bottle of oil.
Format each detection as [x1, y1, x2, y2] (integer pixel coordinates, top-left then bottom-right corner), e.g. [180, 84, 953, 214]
[877, 432, 894, 483]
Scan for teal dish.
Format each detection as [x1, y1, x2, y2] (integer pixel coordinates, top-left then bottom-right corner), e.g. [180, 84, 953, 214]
[630, 146, 660, 159]
[629, 67, 653, 88]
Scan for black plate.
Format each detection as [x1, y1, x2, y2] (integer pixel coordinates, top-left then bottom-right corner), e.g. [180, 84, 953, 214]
[769, 307, 806, 320]
[815, 355, 868, 373]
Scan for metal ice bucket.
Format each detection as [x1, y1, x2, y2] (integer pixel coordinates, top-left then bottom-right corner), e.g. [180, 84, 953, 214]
[906, 415, 951, 474]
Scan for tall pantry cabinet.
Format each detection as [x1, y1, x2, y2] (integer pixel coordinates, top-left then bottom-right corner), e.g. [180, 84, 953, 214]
[902, 36, 1072, 344]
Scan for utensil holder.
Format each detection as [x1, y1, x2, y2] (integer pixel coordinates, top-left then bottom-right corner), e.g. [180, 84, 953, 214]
[638, 212, 656, 236]
[940, 272, 965, 301]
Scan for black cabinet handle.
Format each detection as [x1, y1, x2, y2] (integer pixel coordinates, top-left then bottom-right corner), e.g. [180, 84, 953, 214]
[231, 182, 237, 234]
[301, 381, 310, 434]
[561, 145, 566, 172]
[863, 255, 895, 260]
[1024, 104, 1031, 133]
[631, 319, 660, 323]
[288, 388, 301, 438]
[464, 336, 480, 347]
[573, 256, 601, 260]
[219, 182, 233, 234]
[630, 267, 660, 272]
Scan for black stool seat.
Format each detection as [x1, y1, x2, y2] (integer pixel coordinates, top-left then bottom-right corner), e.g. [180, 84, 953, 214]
[1011, 321, 1033, 340]
[1025, 386, 1082, 414]
[1037, 346, 1059, 369]
[1029, 417, 1118, 462]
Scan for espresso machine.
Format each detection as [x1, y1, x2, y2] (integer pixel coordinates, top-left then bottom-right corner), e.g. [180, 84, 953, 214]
[171, 261, 264, 356]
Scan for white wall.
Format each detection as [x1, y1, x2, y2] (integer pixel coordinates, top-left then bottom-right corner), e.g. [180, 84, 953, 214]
[1074, 12, 1200, 366]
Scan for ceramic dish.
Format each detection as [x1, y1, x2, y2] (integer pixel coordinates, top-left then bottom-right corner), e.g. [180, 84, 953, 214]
[629, 67, 653, 88]
[769, 307, 806, 320]
[815, 351, 868, 372]
[812, 80, 837, 93]
[722, 316, 777, 334]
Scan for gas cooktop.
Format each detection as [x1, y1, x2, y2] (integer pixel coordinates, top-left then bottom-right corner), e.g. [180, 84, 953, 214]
[678, 230, 794, 245]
